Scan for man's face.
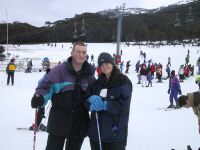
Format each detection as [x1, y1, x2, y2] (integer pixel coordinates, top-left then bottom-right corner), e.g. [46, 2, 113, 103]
[71, 45, 87, 65]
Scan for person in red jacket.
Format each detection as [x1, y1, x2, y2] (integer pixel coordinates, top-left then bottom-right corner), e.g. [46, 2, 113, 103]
[150, 63, 156, 78]
[96, 66, 102, 77]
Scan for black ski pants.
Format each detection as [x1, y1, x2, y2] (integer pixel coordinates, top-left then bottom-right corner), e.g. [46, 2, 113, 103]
[46, 134, 84, 150]
[7, 72, 14, 85]
[90, 139, 126, 150]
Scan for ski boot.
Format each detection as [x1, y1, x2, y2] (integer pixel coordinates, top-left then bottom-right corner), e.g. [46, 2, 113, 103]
[174, 102, 180, 109]
[167, 103, 174, 109]
[29, 123, 36, 130]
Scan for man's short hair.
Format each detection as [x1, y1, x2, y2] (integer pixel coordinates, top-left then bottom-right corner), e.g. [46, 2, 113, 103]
[178, 95, 188, 107]
[72, 42, 86, 51]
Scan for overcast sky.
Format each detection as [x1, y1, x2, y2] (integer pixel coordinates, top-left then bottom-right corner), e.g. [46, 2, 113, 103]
[0, 0, 182, 27]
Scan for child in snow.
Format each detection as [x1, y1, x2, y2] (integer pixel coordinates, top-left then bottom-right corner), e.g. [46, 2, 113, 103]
[167, 70, 182, 108]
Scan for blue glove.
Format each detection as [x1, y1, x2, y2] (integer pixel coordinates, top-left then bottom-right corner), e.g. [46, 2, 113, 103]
[88, 95, 107, 111]
[88, 95, 102, 103]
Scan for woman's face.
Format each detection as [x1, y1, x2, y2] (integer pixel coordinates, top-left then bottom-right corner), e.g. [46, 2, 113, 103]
[100, 63, 113, 76]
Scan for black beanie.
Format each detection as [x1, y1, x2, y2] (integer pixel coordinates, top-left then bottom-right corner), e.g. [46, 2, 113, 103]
[98, 52, 115, 67]
[178, 95, 188, 107]
[171, 70, 175, 76]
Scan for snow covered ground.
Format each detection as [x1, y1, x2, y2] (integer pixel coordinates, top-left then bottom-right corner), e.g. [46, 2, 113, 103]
[0, 43, 199, 150]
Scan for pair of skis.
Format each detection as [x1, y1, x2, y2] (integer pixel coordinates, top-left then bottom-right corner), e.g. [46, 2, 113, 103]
[157, 107, 180, 111]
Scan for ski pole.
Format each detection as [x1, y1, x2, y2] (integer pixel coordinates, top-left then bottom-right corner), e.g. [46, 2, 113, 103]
[33, 109, 38, 150]
[95, 112, 102, 150]
[37, 102, 51, 131]
[41, 102, 51, 125]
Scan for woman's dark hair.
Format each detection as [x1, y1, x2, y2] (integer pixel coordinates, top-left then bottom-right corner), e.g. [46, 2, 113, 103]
[106, 65, 120, 86]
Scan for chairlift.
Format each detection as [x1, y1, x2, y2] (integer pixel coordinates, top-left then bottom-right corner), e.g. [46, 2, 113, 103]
[80, 19, 87, 37]
[72, 22, 78, 40]
[174, 13, 181, 27]
[186, 7, 194, 22]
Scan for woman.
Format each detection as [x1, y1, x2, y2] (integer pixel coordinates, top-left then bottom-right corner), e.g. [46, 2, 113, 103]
[87, 52, 132, 150]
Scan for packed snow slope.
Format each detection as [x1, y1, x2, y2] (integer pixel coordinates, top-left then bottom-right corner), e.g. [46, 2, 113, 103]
[0, 43, 199, 150]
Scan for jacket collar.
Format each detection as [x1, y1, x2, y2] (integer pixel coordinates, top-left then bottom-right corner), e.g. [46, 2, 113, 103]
[67, 57, 94, 76]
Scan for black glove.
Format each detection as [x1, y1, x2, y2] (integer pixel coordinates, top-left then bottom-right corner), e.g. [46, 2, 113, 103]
[167, 89, 170, 94]
[178, 90, 182, 95]
[31, 94, 44, 108]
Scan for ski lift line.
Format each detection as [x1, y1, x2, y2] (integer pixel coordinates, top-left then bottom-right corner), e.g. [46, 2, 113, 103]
[0, 20, 85, 41]
[0, 19, 85, 39]
[0, 21, 83, 41]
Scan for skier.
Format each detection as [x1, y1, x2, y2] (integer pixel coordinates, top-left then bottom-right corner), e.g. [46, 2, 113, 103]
[185, 54, 189, 66]
[125, 60, 131, 73]
[6, 58, 17, 85]
[150, 63, 156, 78]
[135, 60, 140, 73]
[178, 91, 200, 134]
[140, 63, 148, 87]
[167, 70, 182, 108]
[147, 70, 152, 87]
[178, 65, 185, 82]
[167, 57, 171, 67]
[119, 61, 124, 73]
[195, 75, 200, 90]
[166, 65, 171, 78]
[87, 52, 132, 150]
[42, 57, 50, 71]
[156, 67, 162, 83]
[31, 42, 95, 150]
[91, 54, 94, 62]
[197, 57, 200, 74]
[25, 59, 33, 73]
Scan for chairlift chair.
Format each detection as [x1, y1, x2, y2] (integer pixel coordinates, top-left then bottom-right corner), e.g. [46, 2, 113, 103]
[174, 13, 181, 27]
[186, 7, 194, 22]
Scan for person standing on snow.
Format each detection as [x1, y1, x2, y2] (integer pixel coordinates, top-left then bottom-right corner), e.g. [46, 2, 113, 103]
[125, 60, 131, 73]
[167, 70, 182, 108]
[166, 64, 171, 78]
[6, 58, 17, 85]
[119, 61, 124, 73]
[31, 42, 95, 150]
[135, 60, 140, 73]
[178, 91, 200, 134]
[25, 59, 33, 73]
[140, 63, 148, 87]
[87, 52, 132, 150]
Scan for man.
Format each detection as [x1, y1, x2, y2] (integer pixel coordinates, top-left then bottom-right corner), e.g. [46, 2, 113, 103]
[178, 91, 200, 134]
[31, 42, 95, 150]
[6, 58, 17, 85]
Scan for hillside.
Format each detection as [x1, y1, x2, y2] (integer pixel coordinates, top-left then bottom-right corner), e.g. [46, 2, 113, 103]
[0, 0, 199, 44]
